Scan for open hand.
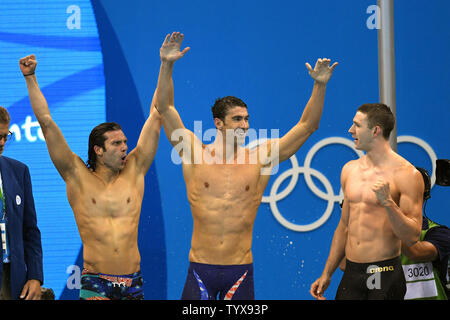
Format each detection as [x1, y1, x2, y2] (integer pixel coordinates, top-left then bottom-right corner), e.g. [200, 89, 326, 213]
[305, 58, 338, 84]
[160, 32, 190, 63]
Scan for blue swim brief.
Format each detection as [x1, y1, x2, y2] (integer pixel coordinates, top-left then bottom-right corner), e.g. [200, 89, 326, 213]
[181, 262, 254, 300]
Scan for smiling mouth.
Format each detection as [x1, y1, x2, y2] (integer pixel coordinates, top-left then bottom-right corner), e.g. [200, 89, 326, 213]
[234, 128, 246, 137]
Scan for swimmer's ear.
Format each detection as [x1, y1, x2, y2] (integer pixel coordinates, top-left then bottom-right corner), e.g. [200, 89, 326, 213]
[373, 125, 381, 137]
[214, 118, 224, 130]
[94, 145, 103, 156]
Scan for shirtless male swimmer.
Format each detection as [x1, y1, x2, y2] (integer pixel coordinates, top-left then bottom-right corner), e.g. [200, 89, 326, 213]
[155, 32, 338, 300]
[310, 103, 424, 300]
[20, 55, 162, 300]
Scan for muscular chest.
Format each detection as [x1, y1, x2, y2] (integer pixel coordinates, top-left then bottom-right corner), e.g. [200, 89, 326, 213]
[186, 163, 262, 200]
[70, 175, 142, 219]
[345, 168, 399, 205]
[93, 187, 136, 217]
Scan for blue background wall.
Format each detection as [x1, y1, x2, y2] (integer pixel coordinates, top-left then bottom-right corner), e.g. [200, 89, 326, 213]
[0, 0, 448, 299]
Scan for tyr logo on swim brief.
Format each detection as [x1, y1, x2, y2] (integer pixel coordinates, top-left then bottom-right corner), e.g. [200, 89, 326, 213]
[100, 275, 132, 287]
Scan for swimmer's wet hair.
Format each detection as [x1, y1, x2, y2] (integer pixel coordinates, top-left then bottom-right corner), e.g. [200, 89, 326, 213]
[87, 122, 122, 171]
[211, 96, 247, 122]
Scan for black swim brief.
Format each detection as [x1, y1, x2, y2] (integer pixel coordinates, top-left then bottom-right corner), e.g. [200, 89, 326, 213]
[335, 256, 406, 300]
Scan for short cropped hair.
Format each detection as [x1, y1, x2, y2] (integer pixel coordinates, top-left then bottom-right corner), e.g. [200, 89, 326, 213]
[0, 106, 10, 124]
[211, 96, 247, 122]
[357, 103, 395, 140]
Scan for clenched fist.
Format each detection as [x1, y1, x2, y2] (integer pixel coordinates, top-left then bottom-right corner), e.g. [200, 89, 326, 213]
[19, 54, 37, 76]
[372, 178, 392, 206]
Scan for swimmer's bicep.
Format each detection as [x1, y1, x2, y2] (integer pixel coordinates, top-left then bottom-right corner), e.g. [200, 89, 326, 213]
[396, 169, 424, 241]
[398, 172, 424, 223]
[277, 124, 314, 163]
[133, 108, 163, 173]
[399, 192, 423, 220]
[256, 132, 308, 166]
[41, 119, 77, 179]
[161, 107, 192, 146]
[253, 139, 278, 167]
[256, 128, 316, 168]
[339, 161, 354, 227]
[161, 107, 201, 162]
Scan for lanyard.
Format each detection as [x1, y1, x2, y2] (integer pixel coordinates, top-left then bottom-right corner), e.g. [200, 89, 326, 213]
[0, 181, 8, 263]
[0, 186, 5, 220]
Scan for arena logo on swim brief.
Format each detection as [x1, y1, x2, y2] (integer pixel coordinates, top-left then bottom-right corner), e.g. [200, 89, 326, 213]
[368, 265, 395, 274]
[170, 121, 280, 175]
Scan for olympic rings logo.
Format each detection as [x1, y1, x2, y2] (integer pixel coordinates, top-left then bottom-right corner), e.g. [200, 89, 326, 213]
[261, 136, 437, 232]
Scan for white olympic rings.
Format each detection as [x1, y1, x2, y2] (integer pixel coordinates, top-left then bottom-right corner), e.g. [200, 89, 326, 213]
[261, 136, 437, 232]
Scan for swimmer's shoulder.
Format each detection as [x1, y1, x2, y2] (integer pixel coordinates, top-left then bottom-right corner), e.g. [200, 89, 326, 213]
[342, 157, 362, 173]
[392, 157, 423, 190]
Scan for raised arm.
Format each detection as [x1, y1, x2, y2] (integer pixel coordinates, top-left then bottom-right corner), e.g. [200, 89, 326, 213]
[274, 59, 338, 163]
[20, 55, 78, 180]
[128, 88, 163, 175]
[156, 32, 202, 162]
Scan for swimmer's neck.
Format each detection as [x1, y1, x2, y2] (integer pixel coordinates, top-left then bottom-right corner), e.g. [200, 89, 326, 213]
[364, 140, 395, 167]
[92, 164, 121, 184]
[210, 138, 245, 161]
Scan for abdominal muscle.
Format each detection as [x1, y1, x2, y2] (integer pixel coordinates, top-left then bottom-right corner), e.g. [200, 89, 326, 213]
[70, 194, 143, 275]
[188, 194, 260, 265]
[345, 203, 401, 263]
[183, 146, 269, 265]
[81, 216, 141, 275]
